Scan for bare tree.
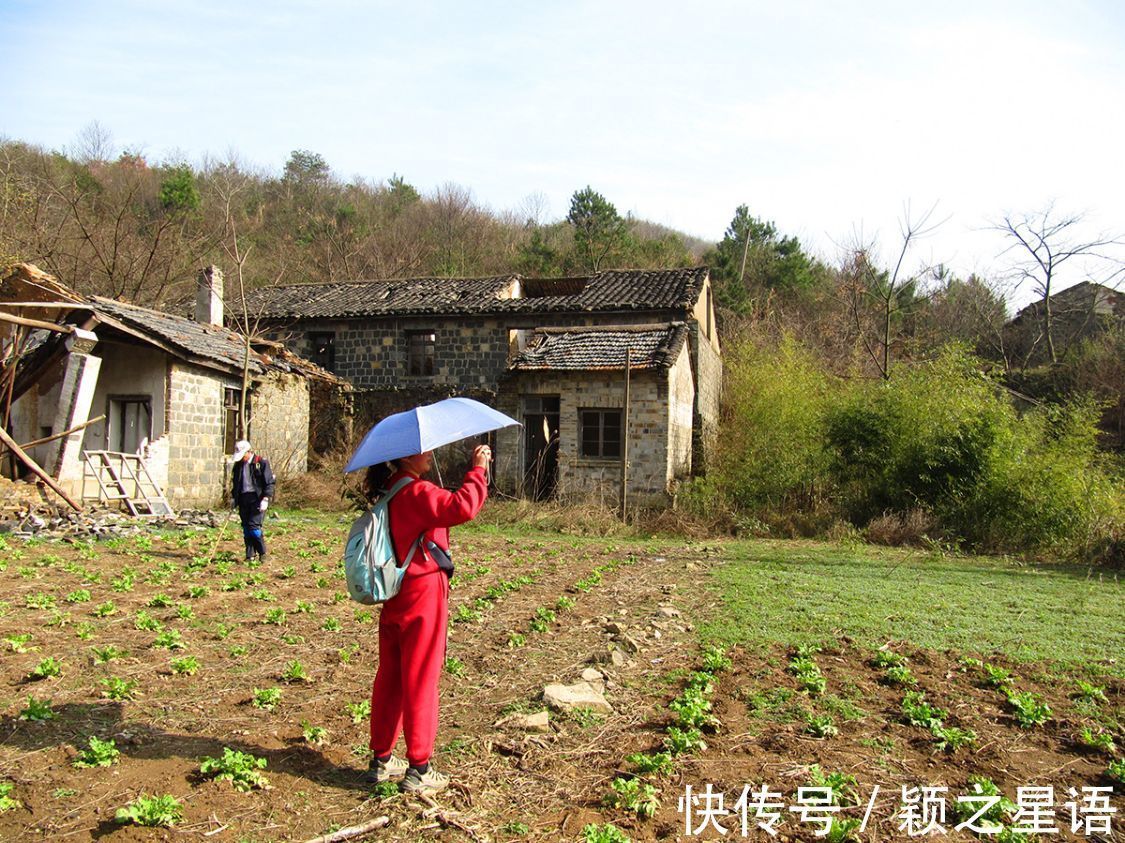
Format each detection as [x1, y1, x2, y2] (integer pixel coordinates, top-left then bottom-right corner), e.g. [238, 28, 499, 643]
[992, 205, 1124, 364]
[838, 203, 945, 379]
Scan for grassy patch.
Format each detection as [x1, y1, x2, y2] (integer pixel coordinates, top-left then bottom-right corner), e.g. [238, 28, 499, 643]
[704, 541, 1125, 674]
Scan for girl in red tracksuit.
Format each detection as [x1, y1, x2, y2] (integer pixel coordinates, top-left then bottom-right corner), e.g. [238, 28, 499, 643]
[362, 445, 491, 794]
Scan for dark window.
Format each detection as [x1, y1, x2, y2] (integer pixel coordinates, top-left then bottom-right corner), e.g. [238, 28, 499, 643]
[223, 387, 249, 455]
[309, 332, 336, 372]
[579, 409, 621, 459]
[407, 330, 435, 376]
[108, 396, 152, 453]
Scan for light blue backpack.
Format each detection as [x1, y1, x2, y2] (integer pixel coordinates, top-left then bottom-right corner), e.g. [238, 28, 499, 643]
[343, 477, 423, 604]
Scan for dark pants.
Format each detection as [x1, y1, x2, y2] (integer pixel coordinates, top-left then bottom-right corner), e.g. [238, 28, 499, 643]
[238, 493, 267, 559]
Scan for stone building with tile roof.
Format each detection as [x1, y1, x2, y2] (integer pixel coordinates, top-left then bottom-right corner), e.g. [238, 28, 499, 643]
[243, 268, 722, 503]
[4, 265, 345, 508]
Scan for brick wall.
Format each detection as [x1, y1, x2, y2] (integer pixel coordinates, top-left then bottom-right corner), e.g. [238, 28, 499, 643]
[496, 368, 676, 505]
[250, 371, 310, 485]
[165, 364, 235, 506]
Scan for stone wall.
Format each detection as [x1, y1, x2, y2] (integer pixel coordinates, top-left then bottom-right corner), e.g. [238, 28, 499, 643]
[496, 368, 676, 505]
[165, 364, 236, 506]
[690, 322, 723, 474]
[250, 371, 310, 484]
[277, 311, 679, 391]
[667, 343, 695, 482]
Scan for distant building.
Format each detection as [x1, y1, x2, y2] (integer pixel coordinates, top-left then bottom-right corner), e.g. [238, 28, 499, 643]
[239, 268, 722, 504]
[1004, 281, 1123, 366]
[3, 265, 345, 509]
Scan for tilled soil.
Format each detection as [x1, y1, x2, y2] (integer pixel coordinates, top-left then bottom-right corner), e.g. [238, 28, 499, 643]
[0, 515, 1120, 842]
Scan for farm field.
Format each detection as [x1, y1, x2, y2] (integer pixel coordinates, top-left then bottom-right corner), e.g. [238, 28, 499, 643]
[0, 508, 1121, 842]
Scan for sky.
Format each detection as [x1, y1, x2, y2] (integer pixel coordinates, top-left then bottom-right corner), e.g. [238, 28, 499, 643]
[3, 0, 1124, 308]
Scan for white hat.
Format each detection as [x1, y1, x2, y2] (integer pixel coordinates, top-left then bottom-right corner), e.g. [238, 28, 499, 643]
[232, 439, 252, 461]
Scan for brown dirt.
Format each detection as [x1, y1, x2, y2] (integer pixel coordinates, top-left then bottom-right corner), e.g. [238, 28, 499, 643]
[0, 517, 1120, 842]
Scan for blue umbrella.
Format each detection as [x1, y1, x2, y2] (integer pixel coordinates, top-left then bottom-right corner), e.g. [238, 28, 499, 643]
[345, 397, 521, 472]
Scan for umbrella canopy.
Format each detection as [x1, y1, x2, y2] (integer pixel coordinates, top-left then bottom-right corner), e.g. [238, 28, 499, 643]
[345, 397, 520, 473]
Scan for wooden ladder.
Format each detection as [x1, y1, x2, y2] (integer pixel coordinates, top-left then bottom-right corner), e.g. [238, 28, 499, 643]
[82, 451, 175, 518]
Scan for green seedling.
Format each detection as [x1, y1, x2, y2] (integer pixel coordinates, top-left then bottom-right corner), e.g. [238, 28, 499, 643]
[5, 633, 34, 653]
[263, 608, 286, 625]
[175, 604, 195, 621]
[301, 720, 328, 745]
[983, 664, 1015, 690]
[901, 690, 947, 728]
[453, 605, 481, 624]
[444, 656, 466, 677]
[251, 588, 275, 602]
[625, 751, 674, 776]
[503, 820, 531, 835]
[115, 793, 182, 827]
[66, 589, 92, 603]
[806, 765, 859, 806]
[252, 687, 282, 710]
[370, 780, 398, 799]
[664, 725, 706, 755]
[338, 643, 359, 663]
[19, 696, 55, 721]
[281, 634, 305, 645]
[148, 593, 173, 608]
[1107, 759, 1125, 785]
[281, 660, 310, 682]
[279, 566, 296, 579]
[134, 611, 162, 632]
[29, 657, 62, 680]
[1007, 691, 1051, 728]
[346, 700, 371, 724]
[0, 782, 19, 812]
[952, 777, 1016, 830]
[582, 824, 631, 843]
[507, 632, 526, 648]
[92, 645, 126, 663]
[294, 600, 314, 614]
[199, 747, 269, 791]
[669, 686, 716, 730]
[806, 714, 839, 738]
[931, 724, 976, 752]
[321, 617, 342, 632]
[214, 622, 235, 640]
[73, 736, 120, 768]
[186, 586, 209, 599]
[1073, 681, 1108, 705]
[153, 629, 185, 650]
[46, 609, 72, 628]
[604, 776, 659, 818]
[25, 593, 55, 610]
[555, 595, 576, 611]
[170, 655, 200, 675]
[883, 665, 917, 687]
[93, 601, 117, 617]
[101, 676, 139, 701]
[229, 644, 249, 657]
[1077, 727, 1116, 755]
[870, 650, 906, 669]
[74, 622, 95, 640]
[701, 644, 733, 673]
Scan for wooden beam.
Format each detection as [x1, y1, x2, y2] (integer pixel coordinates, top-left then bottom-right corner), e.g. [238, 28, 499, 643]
[0, 302, 92, 309]
[17, 414, 105, 450]
[0, 425, 83, 511]
[0, 311, 75, 333]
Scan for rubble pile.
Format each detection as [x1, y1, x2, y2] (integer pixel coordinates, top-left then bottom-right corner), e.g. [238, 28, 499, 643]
[0, 478, 222, 538]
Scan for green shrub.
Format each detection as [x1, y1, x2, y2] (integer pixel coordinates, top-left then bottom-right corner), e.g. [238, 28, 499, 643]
[115, 793, 182, 827]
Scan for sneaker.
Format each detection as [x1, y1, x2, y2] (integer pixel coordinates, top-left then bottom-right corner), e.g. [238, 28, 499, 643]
[400, 765, 450, 794]
[363, 754, 408, 784]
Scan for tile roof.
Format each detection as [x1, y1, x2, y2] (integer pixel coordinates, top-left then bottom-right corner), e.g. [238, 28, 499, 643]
[236, 268, 709, 319]
[508, 322, 689, 372]
[90, 297, 266, 376]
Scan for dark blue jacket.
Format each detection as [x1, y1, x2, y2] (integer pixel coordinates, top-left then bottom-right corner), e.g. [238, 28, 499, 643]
[231, 455, 276, 504]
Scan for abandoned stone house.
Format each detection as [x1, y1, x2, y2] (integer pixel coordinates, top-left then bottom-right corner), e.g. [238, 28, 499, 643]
[240, 268, 722, 503]
[2, 265, 341, 510]
[1004, 281, 1123, 366]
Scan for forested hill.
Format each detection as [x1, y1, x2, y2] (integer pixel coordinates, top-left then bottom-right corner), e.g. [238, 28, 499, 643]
[0, 142, 714, 308]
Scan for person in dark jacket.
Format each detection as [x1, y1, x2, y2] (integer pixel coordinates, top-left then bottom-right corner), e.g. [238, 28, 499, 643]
[230, 439, 275, 562]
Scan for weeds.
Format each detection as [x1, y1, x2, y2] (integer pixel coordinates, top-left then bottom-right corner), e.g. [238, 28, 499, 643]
[1073, 681, 1108, 705]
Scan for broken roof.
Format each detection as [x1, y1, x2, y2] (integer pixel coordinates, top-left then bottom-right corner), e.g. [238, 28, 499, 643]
[236, 267, 709, 320]
[0, 264, 340, 383]
[508, 322, 689, 372]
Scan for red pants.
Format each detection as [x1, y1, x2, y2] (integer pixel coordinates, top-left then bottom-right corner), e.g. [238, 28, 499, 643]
[369, 570, 449, 766]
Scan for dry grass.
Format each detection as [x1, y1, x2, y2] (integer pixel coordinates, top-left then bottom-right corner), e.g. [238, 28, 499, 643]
[864, 508, 937, 547]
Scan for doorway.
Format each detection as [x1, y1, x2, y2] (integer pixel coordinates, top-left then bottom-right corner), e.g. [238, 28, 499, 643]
[523, 395, 559, 501]
[108, 396, 152, 454]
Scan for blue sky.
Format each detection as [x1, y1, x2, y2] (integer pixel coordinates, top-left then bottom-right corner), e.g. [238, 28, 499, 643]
[3, 0, 1124, 305]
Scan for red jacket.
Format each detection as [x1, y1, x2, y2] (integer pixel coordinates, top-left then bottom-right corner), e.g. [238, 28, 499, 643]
[387, 467, 488, 577]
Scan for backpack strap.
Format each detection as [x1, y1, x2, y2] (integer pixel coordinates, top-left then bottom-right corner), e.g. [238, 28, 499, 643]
[380, 476, 424, 568]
